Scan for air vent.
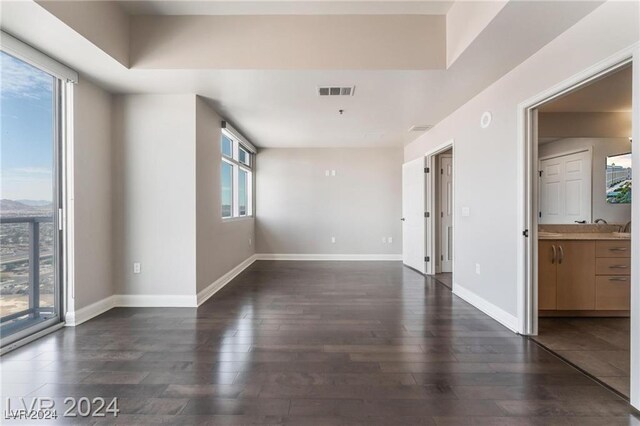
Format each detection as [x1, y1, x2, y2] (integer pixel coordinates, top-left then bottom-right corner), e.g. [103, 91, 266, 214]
[318, 86, 355, 96]
[409, 125, 433, 132]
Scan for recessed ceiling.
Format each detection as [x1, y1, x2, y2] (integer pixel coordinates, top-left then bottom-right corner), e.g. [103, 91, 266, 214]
[2, 0, 609, 148]
[118, 0, 455, 16]
[540, 64, 632, 113]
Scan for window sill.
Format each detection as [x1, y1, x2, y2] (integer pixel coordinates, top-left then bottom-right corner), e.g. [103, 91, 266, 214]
[222, 216, 255, 223]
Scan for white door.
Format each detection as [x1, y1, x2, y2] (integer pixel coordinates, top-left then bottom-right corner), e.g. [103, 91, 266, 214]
[539, 150, 592, 224]
[440, 155, 453, 273]
[402, 157, 426, 273]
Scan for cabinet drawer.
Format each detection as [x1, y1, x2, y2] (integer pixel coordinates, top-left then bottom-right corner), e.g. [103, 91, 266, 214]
[596, 276, 630, 310]
[596, 241, 631, 258]
[595, 257, 631, 275]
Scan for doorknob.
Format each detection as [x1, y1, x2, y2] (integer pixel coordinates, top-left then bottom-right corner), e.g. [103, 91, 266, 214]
[401, 218, 406, 221]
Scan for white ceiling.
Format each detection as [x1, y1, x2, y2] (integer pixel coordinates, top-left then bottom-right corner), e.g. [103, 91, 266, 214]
[118, 0, 454, 16]
[1, 0, 604, 148]
[540, 64, 632, 113]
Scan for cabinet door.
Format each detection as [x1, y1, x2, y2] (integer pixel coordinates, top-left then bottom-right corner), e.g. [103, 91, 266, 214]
[538, 241, 557, 310]
[556, 241, 596, 310]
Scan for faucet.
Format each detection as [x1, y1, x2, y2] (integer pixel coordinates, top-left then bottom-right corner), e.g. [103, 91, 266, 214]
[621, 221, 632, 233]
[594, 219, 608, 224]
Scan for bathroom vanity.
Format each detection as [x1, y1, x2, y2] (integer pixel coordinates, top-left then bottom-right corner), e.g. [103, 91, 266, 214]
[538, 225, 631, 316]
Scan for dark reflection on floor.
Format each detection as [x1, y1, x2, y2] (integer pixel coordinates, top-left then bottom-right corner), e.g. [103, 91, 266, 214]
[1, 261, 637, 424]
[532, 317, 630, 398]
[433, 272, 452, 289]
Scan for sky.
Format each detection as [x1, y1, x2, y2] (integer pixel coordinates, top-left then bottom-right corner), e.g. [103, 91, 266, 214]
[1, 51, 54, 202]
[607, 152, 632, 169]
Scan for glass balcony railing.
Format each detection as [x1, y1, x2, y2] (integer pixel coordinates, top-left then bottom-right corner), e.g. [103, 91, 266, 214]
[0, 216, 57, 337]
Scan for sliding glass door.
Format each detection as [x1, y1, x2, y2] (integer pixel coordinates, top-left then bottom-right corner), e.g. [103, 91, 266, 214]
[1, 50, 63, 346]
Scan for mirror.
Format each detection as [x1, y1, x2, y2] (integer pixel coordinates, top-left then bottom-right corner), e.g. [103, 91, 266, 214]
[606, 152, 632, 204]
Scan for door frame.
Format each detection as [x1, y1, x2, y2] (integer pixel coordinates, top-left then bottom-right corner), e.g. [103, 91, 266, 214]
[516, 44, 639, 409]
[425, 140, 455, 278]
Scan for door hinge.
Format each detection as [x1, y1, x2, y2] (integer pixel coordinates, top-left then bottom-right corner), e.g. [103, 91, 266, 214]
[425, 167, 429, 173]
[441, 168, 444, 175]
[441, 255, 443, 261]
[539, 170, 543, 177]
[425, 212, 430, 218]
[425, 256, 430, 262]
[58, 208, 64, 231]
[538, 212, 542, 218]
[523, 229, 529, 238]
[441, 212, 444, 218]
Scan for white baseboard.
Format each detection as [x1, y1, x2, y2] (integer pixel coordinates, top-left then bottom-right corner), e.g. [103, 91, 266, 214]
[197, 254, 258, 306]
[114, 294, 198, 308]
[255, 253, 403, 261]
[452, 283, 519, 333]
[65, 295, 117, 326]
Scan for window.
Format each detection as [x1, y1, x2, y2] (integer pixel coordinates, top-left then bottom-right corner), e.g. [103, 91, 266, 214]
[220, 129, 253, 218]
[0, 32, 77, 348]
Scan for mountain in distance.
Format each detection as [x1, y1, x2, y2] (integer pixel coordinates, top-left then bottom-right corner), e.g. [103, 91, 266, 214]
[16, 199, 51, 207]
[0, 199, 53, 215]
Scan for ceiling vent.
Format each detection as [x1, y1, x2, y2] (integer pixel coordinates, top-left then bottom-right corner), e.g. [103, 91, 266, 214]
[317, 86, 355, 97]
[409, 125, 433, 132]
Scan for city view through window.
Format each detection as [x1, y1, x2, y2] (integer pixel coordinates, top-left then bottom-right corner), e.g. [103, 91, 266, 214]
[1, 51, 57, 333]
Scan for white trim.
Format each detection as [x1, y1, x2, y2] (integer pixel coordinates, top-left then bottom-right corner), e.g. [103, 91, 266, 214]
[453, 283, 519, 333]
[424, 139, 455, 277]
[113, 294, 198, 308]
[197, 254, 258, 306]
[65, 296, 117, 327]
[256, 253, 403, 261]
[0, 31, 78, 82]
[630, 45, 640, 411]
[222, 122, 256, 153]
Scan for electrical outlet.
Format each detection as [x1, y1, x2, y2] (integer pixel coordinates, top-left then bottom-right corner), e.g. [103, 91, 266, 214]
[325, 170, 330, 176]
[331, 170, 336, 176]
[388, 237, 393, 243]
[382, 237, 387, 243]
[331, 237, 336, 243]
[133, 262, 141, 274]
[475, 263, 481, 275]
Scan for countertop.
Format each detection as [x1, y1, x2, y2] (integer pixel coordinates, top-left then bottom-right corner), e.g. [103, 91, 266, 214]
[538, 231, 631, 241]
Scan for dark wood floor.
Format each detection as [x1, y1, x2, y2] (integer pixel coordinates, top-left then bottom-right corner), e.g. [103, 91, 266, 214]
[532, 317, 630, 398]
[1, 261, 638, 424]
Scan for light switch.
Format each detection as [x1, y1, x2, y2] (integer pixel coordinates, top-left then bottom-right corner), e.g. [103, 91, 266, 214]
[331, 170, 336, 176]
[382, 237, 387, 243]
[462, 207, 470, 217]
[475, 263, 481, 275]
[325, 170, 330, 176]
[133, 262, 141, 274]
[388, 237, 393, 243]
[331, 237, 336, 243]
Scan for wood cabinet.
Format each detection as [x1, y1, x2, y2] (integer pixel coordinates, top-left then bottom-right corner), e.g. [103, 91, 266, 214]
[539, 239, 630, 315]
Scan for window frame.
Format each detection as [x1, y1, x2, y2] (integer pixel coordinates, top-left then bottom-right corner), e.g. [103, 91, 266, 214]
[0, 31, 77, 349]
[221, 128, 253, 220]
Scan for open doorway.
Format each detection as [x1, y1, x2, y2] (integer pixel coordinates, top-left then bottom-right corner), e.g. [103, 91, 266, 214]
[424, 141, 454, 288]
[528, 63, 633, 398]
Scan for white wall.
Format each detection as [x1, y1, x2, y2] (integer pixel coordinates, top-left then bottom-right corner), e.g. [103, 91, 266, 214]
[195, 97, 255, 293]
[255, 148, 402, 256]
[404, 1, 639, 317]
[539, 138, 632, 225]
[72, 78, 114, 310]
[112, 94, 197, 297]
[539, 112, 632, 139]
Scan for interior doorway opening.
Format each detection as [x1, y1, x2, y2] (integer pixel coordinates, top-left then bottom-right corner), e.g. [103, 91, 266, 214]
[523, 60, 635, 400]
[424, 141, 454, 288]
